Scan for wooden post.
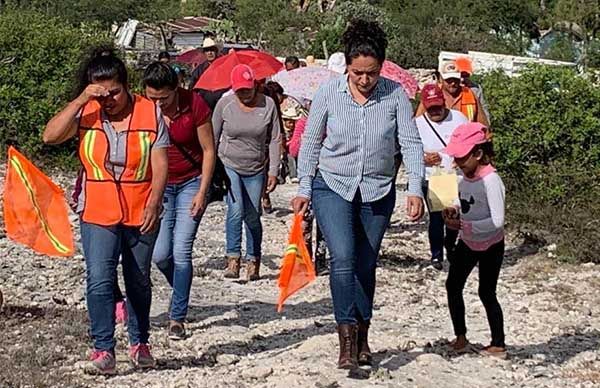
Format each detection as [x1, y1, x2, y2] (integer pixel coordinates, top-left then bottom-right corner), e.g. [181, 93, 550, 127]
[322, 40, 329, 60]
[258, 31, 264, 50]
[158, 24, 169, 51]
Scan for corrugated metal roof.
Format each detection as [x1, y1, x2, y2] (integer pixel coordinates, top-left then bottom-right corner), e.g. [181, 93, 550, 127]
[166, 16, 218, 33]
[115, 19, 139, 48]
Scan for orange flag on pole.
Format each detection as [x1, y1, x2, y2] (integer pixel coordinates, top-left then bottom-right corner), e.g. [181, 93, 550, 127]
[277, 214, 316, 312]
[3, 146, 74, 257]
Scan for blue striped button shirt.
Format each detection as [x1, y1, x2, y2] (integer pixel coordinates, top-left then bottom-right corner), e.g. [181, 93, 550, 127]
[297, 75, 424, 202]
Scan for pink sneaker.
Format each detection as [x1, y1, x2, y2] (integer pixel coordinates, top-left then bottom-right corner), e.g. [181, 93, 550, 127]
[85, 349, 116, 375]
[129, 343, 156, 369]
[115, 300, 128, 325]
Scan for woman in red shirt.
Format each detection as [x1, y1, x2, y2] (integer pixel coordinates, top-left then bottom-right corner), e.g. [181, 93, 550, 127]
[143, 62, 216, 340]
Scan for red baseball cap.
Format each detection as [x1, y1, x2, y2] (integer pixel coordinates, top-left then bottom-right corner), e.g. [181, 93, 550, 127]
[420, 84, 445, 109]
[231, 64, 255, 91]
[445, 122, 489, 158]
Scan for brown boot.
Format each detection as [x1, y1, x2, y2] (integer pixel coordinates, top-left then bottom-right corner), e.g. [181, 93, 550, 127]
[337, 324, 358, 369]
[224, 256, 241, 278]
[246, 258, 261, 281]
[357, 321, 372, 365]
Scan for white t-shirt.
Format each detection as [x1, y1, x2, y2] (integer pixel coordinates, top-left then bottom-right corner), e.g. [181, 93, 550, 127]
[416, 109, 469, 179]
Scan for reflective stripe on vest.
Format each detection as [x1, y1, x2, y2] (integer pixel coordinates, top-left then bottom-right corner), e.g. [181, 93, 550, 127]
[460, 87, 477, 121]
[81, 130, 107, 180]
[78, 95, 158, 226]
[9, 155, 71, 254]
[135, 131, 152, 181]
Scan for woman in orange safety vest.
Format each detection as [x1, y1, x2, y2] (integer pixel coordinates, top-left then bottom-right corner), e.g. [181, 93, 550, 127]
[43, 48, 169, 375]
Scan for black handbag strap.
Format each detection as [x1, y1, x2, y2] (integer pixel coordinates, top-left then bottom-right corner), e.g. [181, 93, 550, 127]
[423, 115, 447, 147]
[172, 140, 202, 170]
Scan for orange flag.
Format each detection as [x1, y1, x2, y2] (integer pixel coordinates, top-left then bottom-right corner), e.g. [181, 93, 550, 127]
[455, 56, 474, 75]
[3, 146, 74, 257]
[277, 214, 316, 312]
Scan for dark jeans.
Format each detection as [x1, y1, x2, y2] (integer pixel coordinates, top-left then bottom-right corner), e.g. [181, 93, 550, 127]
[423, 184, 458, 260]
[81, 221, 159, 351]
[312, 173, 395, 324]
[446, 240, 505, 347]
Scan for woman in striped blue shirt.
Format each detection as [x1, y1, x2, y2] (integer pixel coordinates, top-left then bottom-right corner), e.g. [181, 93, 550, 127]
[292, 20, 425, 369]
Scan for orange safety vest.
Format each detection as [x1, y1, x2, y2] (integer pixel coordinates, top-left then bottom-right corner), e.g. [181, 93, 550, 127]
[78, 95, 158, 227]
[457, 87, 478, 122]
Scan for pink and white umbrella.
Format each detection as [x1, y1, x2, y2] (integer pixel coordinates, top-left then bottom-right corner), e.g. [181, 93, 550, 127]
[176, 49, 206, 68]
[381, 60, 419, 99]
[271, 66, 340, 101]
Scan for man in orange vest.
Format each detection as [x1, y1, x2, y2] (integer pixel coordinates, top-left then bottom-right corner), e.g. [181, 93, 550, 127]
[416, 60, 489, 128]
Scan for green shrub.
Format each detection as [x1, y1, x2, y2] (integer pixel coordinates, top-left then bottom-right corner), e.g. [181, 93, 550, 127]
[0, 9, 110, 166]
[481, 65, 600, 262]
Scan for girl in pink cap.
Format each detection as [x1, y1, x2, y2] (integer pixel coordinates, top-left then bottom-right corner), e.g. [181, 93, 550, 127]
[442, 122, 507, 359]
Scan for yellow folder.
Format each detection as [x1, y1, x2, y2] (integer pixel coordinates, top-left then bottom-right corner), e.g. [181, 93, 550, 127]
[427, 168, 459, 212]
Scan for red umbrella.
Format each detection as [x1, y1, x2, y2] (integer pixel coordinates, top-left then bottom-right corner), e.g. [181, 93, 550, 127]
[194, 50, 283, 91]
[176, 49, 206, 68]
[381, 60, 419, 99]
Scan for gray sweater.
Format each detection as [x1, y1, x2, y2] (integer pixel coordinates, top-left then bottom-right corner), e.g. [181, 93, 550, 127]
[212, 93, 281, 176]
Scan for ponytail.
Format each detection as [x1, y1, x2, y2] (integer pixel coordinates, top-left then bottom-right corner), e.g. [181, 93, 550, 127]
[74, 47, 128, 97]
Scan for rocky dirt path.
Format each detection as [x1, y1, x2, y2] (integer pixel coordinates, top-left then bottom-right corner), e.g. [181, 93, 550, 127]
[1, 171, 599, 388]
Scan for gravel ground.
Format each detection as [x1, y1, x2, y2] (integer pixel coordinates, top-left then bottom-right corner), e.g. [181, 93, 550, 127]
[1, 168, 599, 388]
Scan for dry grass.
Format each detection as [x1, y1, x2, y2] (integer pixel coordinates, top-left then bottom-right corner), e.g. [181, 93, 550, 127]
[514, 255, 560, 282]
[550, 283, 579, 308]
[586, 276, 600, 292]
[0, 304, 90, 387]
[563, 361, 600, 384]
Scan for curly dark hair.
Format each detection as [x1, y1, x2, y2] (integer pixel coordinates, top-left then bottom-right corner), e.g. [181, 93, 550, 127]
[342, 19, 387, 65]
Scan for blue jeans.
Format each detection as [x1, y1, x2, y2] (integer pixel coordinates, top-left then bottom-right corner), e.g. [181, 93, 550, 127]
[81, 221, 159, 351]
[152, 176, 201, 322]
[423, 183, 458, 260]
[224, 166, 265, 260]
[312, 173, 395, 324]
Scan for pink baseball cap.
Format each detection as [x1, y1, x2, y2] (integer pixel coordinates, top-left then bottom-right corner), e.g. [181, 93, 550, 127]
[231, 64, 255, 91]
[420, 84, 445, 109]
[445, 122, 489, 158]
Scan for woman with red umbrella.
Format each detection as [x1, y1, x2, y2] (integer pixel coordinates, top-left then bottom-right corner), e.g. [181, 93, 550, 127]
[212, 64, 282, 281]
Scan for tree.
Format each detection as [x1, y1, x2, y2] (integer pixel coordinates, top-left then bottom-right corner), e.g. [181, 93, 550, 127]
[232, 0, 320, 54]
[307, 0, 388, 57]
[0, 0, 183, 26]
[544, 33, 579, 62]
[207, 19, 238, 42]
[0, 9, 110, 162]
[551, 0, 600, 68]
[182, 0, 236, 19]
